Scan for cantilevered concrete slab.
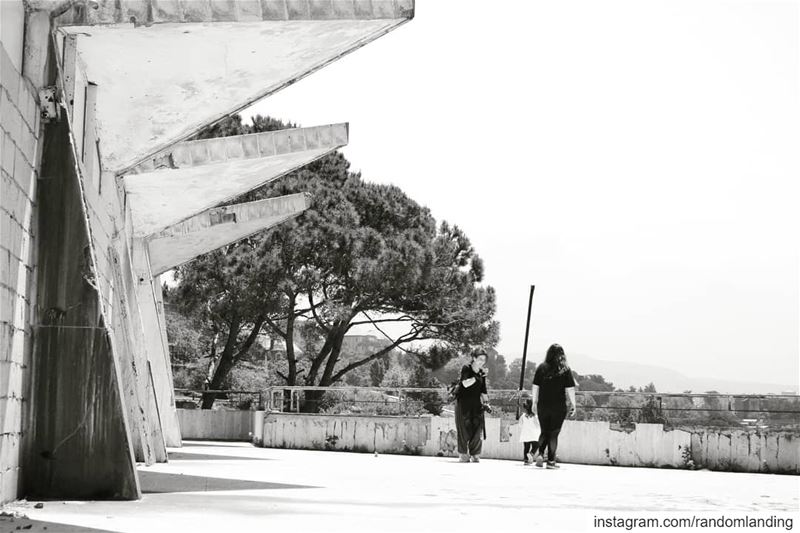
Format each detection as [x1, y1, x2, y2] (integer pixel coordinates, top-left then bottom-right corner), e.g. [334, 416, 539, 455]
[148, 193, 310, 276]
[45, 0, 412, 174]
[124, 123, 346, 237]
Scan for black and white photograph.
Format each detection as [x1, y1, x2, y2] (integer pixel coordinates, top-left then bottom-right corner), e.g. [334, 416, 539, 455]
[0, 0, 798, 531]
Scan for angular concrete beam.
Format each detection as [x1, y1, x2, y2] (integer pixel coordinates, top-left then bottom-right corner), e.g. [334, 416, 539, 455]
[128, 123, 348, 175]
[33, 0, 414, 26]
[124, 123, 346, 237]
[54, 11, 411, 173]
[130, 239, 183, 449]
[148, 193, 311, 276]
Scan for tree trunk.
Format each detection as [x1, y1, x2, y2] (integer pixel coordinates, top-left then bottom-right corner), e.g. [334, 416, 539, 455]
[285, 309, 297, 385]
[201, 318, 240, 409]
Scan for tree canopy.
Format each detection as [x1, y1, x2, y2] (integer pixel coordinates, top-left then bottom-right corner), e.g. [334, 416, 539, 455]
[171, 116, 498, 407]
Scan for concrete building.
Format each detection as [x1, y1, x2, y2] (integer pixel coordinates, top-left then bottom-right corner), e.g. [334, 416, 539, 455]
[0, 0, 413, 504]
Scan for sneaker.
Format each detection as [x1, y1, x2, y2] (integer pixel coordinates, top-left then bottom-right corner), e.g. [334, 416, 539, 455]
[546, 461, 560, 469]
[523, 460, 531, 465]
[458, 454, 470, 463]
[534, 454, 544, 468]
[470, 455, 480, 463]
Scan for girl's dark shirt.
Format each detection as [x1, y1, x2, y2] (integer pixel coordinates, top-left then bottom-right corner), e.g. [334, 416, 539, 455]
[458, 364, 488, 414]
[533, 365, 576, 412]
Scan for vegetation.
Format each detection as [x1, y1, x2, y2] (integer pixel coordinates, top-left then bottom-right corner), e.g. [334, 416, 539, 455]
[168, 115, 497, 409]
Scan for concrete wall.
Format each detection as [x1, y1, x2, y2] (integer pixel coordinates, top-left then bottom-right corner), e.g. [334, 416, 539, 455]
[0, 0, 41, 505]
[177, 409, 254, 441]
[258, 413, 800, 475]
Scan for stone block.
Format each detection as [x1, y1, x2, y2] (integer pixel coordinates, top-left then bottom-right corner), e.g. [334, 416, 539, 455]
[19, 82, 38, 132]
[181, 0, 213, 22]
[1, 133, 14, 176]
[330, 0, 356, 19]
[0, 91, 21, 145]
[120, 0, 152, 26]
[354, 0, 378, 19]
[286, 0, 310, 19]
[236, 0, 263, 21]
[85, 0, 121, 24]
[776, 434, 798, 474]
[224, 136, 245, 160]
[371, 0, 397, 19]
[17, 128, 37, 169]
[14, 146, 32, 190]
[272, 129, 292, 154]
[1, 466, 18, 502]
[206, 137, 227, 162]
[260, 0, 289, 20]
[189, 142, 209, 165]
[0, 212, 24, 260]
[209, 0, 237, 21]
[170, 143, 193, 168]
[151, 0, 184, 23]
[0, 433, 20, 472]
[0, 396, 22, 434]
[0, 47, 20, 109]
[254, 133, 274, 157]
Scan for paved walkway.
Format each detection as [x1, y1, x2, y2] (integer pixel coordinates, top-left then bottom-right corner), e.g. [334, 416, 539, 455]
[2, 441, 798, 532]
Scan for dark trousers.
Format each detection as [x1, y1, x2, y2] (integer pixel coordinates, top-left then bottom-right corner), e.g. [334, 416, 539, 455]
[537, 408, 566, 462]
[456, 403, 483, 456]
[523, 441, 537, 461]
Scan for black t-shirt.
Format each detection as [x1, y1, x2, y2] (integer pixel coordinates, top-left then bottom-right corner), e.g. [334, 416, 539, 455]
[458, 364, 488, 413]
[533, 365, 575, 411]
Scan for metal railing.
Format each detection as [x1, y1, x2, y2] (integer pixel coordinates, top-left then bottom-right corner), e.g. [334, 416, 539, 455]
[258, 386, 800, 430]
[173, 386, 800, 430]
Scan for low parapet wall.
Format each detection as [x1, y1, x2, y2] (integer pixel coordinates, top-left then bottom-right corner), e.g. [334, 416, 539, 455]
[177, 409, 254, 441]
[257, 412, 799, 474]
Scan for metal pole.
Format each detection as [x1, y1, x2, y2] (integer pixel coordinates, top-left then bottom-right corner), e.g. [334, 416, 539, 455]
[517, 285, 536, 418]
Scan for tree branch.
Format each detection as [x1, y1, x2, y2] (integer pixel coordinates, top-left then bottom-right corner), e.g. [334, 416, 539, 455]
[233, 316, 265, 362]
[330, 329, 422, 383]
[308, 291, 330, 333]
[264, 316, 287, 340]
[348, 316, 415, 327]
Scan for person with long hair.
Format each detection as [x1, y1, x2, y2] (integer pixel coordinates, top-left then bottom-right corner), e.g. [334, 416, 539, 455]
[455, 350, 490, 463]
[531, 344, 576, 469]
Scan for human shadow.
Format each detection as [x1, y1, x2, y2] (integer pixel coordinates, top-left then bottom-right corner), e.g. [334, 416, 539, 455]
[137, 471, 317, 494]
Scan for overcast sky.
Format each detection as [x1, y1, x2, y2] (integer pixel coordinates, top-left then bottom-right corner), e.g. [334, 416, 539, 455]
[244, 0, 799, 388]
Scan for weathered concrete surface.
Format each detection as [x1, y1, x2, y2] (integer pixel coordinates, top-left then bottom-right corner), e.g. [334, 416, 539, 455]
[126, 151, 332, 235]
[260, 413, 800, 474]
[0, 3, 39, 504]
[3, 442, 797, 533]
[148, 193, 310, 275]
[177, 409, 254, 441]
[129, 242, 182, 450]
[23, 119, 140, 500]
[56, 18, 409, 173]
[125, 123, 345, 237]
[39, 0, 415, 26]
[4, 0, 414, 506]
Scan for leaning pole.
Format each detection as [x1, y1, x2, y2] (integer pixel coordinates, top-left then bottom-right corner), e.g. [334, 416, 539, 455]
[516, 285, 536, 418]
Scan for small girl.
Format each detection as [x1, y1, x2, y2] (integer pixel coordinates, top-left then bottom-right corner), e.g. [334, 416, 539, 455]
[517, 399, 539, 465]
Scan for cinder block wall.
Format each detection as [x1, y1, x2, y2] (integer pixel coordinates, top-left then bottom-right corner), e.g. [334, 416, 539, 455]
[0, 0, 41, 505]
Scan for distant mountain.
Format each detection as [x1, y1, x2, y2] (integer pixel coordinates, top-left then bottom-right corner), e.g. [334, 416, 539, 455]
[519, 352, 796, 395]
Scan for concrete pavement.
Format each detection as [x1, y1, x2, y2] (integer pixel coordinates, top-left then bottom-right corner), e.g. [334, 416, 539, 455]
[2, 441, 798, 532]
